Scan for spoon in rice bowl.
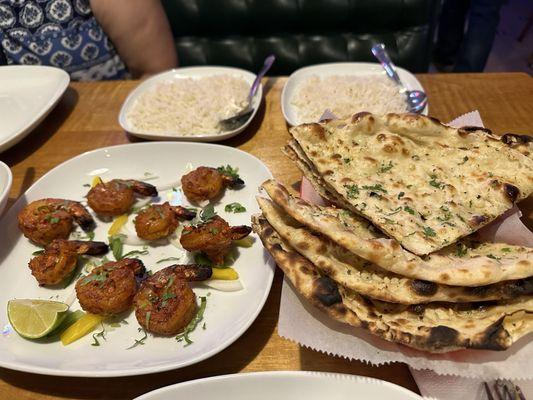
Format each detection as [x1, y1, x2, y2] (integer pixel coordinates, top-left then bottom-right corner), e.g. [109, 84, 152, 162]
[218, 55, 276, 131]
[371, 43, 427, 114]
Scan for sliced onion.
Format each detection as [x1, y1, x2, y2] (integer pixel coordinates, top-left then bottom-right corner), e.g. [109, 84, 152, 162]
[203, 279, 244, 292]
[157, 181, 182, 192]
[133, 196, 153, 209]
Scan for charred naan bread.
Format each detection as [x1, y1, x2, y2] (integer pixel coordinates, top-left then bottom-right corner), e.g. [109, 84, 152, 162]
[289, 113, 533, 255]
[263, 180, 533, 287]
[253, 215, 533, 353]
[257, 197, 533, 304]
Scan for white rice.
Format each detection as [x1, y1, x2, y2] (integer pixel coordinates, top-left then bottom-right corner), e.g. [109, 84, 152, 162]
[127, 75, 249, 135]
[291, 74, 408, 122]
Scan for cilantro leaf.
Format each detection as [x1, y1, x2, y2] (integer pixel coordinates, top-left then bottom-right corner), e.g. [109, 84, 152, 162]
[225, 202, 246, 213]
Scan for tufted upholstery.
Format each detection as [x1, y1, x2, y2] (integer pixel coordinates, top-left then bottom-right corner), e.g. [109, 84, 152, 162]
[162, 0, 440, 74]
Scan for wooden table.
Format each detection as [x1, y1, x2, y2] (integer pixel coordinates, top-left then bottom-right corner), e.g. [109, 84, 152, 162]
[1, 72, 532, 399]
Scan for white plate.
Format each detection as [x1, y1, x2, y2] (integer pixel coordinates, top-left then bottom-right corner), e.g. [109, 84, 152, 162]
[0, 66, 70, 153]
[135, 371, 422, 400]
[0, 142, 274, 377]
[119, 66, 262, 142]
[0, 161, 13, 215]
[281, 62, 428, 126]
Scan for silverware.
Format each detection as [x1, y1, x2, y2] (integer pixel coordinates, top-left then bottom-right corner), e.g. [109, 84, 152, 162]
[371, 43, 428, 114]
[218, 54, 276, 131]
[484, 379, 526, 400]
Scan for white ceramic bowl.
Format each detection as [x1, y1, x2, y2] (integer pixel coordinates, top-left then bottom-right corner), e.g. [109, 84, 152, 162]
[119, 66, 262, 142]
[0, 161, 13, 215]
[281, 62, 428, 126]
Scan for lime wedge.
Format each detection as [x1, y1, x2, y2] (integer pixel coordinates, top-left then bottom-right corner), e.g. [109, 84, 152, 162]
[7, 299, 69, 339]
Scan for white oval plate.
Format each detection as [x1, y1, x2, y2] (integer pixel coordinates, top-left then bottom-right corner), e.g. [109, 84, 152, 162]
[135, 371, 422, 400]
[0, 160, 13, 215]
[281, 62, 428, 126]
[0, 66, 69, 153]
[0, 142, 274, 377]
[119, 66, 262, 142]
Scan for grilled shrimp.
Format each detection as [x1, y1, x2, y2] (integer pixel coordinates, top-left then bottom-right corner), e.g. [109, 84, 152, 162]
[134, 202, 196, 240]
[133, 265, 211, 335]
[181, 166, 243, 203]
[87, 179, 158, 217]
[180, 215, 251, 265]
[18, 198, 95, 246]
[28, 239, 108, 286]
[75, 258, 146, 316]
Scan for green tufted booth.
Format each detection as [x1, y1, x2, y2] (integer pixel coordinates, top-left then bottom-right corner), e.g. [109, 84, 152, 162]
[162, 0, 440, 75]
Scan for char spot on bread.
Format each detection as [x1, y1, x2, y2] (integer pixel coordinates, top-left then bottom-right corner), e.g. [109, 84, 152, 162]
[503, 183, 520, 202]
[426, 325, 460, 349]
[313, 276, 342, 306]
[411, 280, 438, 296]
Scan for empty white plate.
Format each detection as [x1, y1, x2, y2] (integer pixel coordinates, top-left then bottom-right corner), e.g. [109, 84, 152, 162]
[281, 62, 428, 126]
[135, 371, 422, 400]
[119, 66, 262, 142]
[0, 66, 70, 153]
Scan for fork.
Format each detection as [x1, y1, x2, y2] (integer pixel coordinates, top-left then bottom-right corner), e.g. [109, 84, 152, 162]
[484, 379, 526, 400]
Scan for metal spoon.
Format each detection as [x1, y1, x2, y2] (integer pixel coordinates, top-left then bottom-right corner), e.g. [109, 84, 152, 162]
[371, 43, 428, 113]
[218, 54, 276, 131]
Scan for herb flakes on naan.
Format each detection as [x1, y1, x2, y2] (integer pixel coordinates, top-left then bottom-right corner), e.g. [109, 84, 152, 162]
[289, 113, 533, 255]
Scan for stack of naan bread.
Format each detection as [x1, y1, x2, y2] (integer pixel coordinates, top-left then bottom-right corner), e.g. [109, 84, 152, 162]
[252, 112, 533, 353]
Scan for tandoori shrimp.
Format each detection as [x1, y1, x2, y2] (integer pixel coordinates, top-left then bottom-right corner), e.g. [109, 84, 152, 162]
[75, 258, 146, 316]
[134, 202, 195, 240]
[87, 179, 158, 217]
[133, 264, 211, 335]
[28, 239, 108, 285]
[18, 198, 95, 246]
[181, 166, 243, 203]
[180, 215, 251, 265]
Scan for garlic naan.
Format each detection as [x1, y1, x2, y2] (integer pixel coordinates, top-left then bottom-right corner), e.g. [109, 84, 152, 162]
[289, 113, 533, 255]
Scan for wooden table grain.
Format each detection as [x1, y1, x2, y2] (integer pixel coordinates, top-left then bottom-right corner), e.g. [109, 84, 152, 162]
[1, 72, 532, 399]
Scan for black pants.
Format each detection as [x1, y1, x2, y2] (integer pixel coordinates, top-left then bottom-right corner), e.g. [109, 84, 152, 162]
[434, 0, 504, 72]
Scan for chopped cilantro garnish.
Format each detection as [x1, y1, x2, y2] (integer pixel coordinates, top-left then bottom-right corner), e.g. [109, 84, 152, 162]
[379, 161, 394, 173]
[91, 324, 106, 347]
[429, 174, 444, 189]
[422, 226, 436, 237]
[80, 273, 107, 286]
[224, 202, 246, 213]
[108, 234, 126, 261]
[403, 206, 415, 215]
[156, 257, 182, 264]
[383, 217, 396, 224]
[397, 191, 405, 200]
[32, 249, 44, 256]
[343, 158, 351, 164]
[176, 296, 207, 346]
[344, 184, 360, 199]
[127, 327, 148, 349]
[121, 249, 149, 259]
[194, 252, 212, 266]
[200, 204, 217, 222]
[501, 248, 511, 253]
[455, 243, 468, 257]
[216, 165, 240, 181]
[487, 254, 501, 261]
[362, 184, 387, 193]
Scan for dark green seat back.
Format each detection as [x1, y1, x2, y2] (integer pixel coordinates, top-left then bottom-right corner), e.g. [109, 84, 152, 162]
[162, 0, 439, 74]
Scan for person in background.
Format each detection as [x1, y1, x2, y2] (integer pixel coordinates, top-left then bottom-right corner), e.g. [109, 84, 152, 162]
[0, 0, 177, 80]
[433, 0, 505, 72]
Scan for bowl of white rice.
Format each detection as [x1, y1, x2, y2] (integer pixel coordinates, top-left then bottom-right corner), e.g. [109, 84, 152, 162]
[281, 62, 427, 126]
[119, 66, 262, 142]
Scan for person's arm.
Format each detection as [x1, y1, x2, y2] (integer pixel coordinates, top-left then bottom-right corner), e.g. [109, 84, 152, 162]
[90, 0, 177, 78]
